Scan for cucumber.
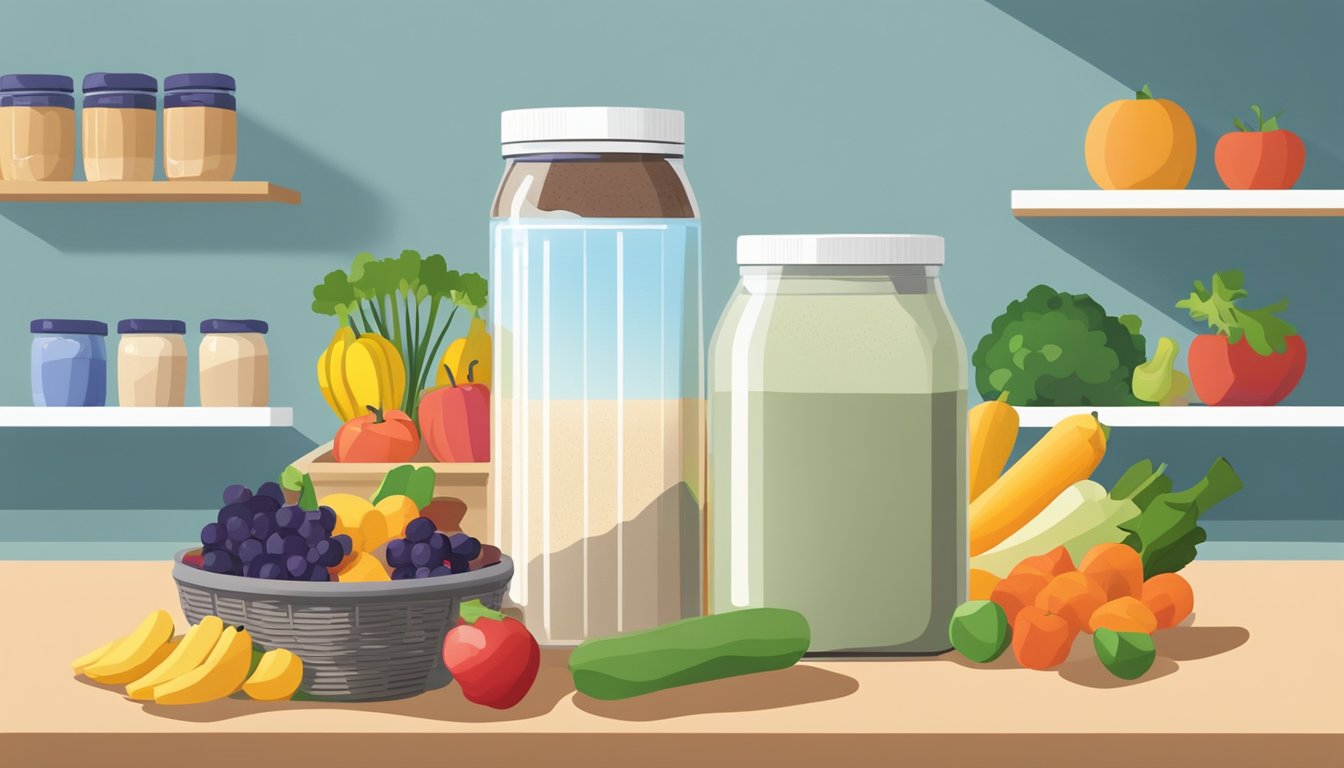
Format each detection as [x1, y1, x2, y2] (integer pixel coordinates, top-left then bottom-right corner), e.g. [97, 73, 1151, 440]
[568, 608, 811, 700]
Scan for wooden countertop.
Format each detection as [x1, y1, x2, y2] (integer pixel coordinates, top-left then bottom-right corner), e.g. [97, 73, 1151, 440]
[2, 560, 1340, 766]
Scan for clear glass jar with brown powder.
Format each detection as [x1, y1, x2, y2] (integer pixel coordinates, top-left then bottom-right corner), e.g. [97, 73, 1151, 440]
[490, 107, 702, 644]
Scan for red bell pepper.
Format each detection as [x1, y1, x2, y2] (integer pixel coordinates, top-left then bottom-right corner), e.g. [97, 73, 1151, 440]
[1178, 270, 1306, 406]
[441, 599, 539, 709]
[418, 360, 490, 462]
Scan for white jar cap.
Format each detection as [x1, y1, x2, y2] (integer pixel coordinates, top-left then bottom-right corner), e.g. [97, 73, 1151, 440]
[737, 234, 944, 266]
[501, 107, 684, 155]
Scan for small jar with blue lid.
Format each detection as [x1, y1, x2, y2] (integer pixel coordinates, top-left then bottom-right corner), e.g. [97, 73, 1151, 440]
[0, 74, 76, 181]
[83, 73, 157, 181]
[31, 319, 108, 407]
[163, 73, 236, 181]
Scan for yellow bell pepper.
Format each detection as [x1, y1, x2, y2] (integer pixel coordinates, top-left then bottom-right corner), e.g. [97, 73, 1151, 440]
[436, 316, 492, 389]
[317, 327, 406, 421]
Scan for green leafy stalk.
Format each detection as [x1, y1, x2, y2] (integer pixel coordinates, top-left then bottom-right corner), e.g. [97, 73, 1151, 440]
[458, 599, 506, 624]
[1119, 458, 1243, 578]
[1176, 270, 1296, 355]
[1136, 83, 1154, 100]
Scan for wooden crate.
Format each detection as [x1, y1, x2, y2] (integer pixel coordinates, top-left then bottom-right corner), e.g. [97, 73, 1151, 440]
[290, 442, 492, 543]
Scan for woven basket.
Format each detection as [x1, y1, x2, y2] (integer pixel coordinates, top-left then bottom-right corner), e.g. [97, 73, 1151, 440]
[172, 549, 514, 701]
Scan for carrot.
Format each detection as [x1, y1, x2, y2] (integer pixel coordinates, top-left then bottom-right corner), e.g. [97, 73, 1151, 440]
[968, 392, 1018, 502]
[969, 412, 1108, 556]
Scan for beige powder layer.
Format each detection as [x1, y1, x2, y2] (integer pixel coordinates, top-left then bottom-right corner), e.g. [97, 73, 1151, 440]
[494, 398, 704, 644]
[83, 107, 156, 181]
[0, 106, 75, 181]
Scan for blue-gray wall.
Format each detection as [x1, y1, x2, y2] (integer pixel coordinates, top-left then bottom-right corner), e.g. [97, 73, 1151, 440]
[1, 0, 1339, 557]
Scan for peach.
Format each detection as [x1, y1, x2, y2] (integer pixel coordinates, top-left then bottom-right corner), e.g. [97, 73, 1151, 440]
[1141, 572, 1195, 629]
[990, 571, 1051, 625]
[1035, 571, 1107, 634]
[1079, 542, 1145, 601]
[1012, 606, 1076, 670]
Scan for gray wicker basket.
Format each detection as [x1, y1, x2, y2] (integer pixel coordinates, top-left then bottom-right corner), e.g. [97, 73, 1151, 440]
[172, 549, 513, 701]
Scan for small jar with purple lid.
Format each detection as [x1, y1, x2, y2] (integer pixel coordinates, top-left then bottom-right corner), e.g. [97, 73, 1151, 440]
[82, 73, 158, 181]
[163, 73, 236, 181]
[0, 74, 76, 181]
[199, 319, 268, 406]
[31, 319, 108, 407]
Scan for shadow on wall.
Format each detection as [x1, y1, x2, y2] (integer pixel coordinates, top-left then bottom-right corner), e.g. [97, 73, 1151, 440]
[0, 114, 388, 253]
[986, 0, 1344, 187]
[988, 0, 1344, 403]
[0, 427, 316, 510]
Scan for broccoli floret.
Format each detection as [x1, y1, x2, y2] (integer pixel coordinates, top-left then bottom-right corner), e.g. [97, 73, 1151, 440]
[972, 285, 1147, 406]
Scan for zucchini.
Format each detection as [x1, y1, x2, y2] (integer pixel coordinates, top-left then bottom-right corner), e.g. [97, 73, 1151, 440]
[568, 608, 811, 700]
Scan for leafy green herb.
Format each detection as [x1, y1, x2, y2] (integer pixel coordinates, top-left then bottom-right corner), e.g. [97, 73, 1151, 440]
[373, 465, 436, 509]
[1234, 104, 1284, 132]
[1177, 270, 1296, 355]
[1119, 458, 1243, 578]
[312, 251, 487, 418]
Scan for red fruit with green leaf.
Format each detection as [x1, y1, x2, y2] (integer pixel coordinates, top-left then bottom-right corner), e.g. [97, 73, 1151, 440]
[1214, 105, 1305, 190]
[1177, 271, 1305, 406]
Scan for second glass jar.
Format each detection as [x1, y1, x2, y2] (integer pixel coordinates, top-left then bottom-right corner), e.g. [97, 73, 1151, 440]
[707, 235, 967, 655]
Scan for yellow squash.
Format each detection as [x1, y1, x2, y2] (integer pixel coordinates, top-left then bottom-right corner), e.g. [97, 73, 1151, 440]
[968, 392, 1018, 502]
[437, 316, 492, 389]
[317, 327, 406, 420]
[969, 413, 1108, 556]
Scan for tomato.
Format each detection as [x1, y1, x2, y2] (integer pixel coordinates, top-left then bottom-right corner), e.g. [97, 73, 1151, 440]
[1214, 129, 1305, 190]
[333, 405, 420, 462]
[1187, 334, 1306, 406]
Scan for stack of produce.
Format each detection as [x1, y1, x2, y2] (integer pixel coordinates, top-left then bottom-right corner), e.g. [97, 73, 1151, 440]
[73, 610, 302, 705]
[186, 465, 499, 583]
[956, 398, 1242, 679]
[312, 250, 492, 464]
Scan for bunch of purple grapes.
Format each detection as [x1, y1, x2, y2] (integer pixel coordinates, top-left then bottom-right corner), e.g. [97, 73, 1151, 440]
[198, 482, 352, 581]
[386, 517, 481, 580]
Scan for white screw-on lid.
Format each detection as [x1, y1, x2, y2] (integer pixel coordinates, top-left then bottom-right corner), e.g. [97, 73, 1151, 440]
[501, 107, 684, 149]
[737, 234, 945, 266]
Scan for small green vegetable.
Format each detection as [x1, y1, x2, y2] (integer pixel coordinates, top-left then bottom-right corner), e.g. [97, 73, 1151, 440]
[948, 601, 1010, 663]
[972, 285, 1147, 406]
[569, 608, 810, 700]
[1132, 337, 1180, 403]
[1093, 628, 1156, 680]
[1120, 457, 1243, 578]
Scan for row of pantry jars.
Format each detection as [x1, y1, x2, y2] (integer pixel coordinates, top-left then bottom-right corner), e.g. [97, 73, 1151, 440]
[0, 72, 237, 182]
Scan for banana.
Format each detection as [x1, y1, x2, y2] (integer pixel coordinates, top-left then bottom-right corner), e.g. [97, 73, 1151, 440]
[88, 638, 181, 685]
[83, 609, 174, 680]
[242, 648, 304, 701]
[72, 639, 119, 674]
[320, 326, 360, 421]
[126, 615, 225, 700]
[153, 626, 253, 705]
[364, 333, 406, 409]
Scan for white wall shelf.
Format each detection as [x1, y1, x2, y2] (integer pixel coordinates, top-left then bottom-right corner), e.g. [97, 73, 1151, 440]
[0, 407, 293, 428]
[1018, 406, 1344, 429]
[1011, 189, 1344, 217]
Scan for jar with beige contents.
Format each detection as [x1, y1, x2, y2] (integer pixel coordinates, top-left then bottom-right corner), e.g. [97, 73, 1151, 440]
[0, 74, 76, 181]
[163, 73, 237, 181]
[199, 319, 269, 407]
[117, 319, 187, 407]
[82, 73, 157, 182]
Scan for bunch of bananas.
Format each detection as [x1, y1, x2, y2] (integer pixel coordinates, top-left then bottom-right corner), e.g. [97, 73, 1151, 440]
[73, 610, 303, 704]
[318, 326, 407, 421]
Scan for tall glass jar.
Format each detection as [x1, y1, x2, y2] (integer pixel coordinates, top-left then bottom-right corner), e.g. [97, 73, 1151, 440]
[708, 235, 967, 654]
[491, 107, 702, 644]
